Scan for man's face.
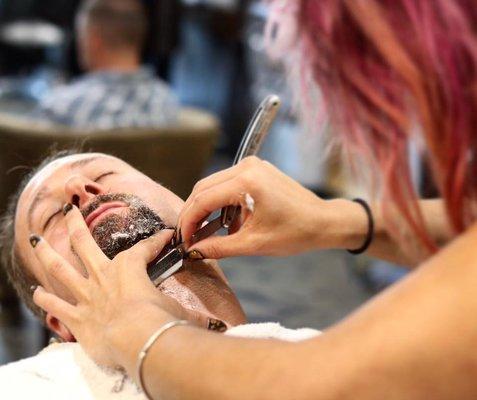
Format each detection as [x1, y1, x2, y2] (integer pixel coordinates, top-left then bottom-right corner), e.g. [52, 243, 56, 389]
[15, 153, 245, 333]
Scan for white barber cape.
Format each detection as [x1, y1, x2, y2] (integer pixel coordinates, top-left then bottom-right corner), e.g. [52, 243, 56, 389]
[0, 323, 319, 399]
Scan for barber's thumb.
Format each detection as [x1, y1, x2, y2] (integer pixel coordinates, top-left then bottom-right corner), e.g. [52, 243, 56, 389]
[183, 308, 208, 328]
[182, 307, 229, 332]
[186, 233, 245, 260]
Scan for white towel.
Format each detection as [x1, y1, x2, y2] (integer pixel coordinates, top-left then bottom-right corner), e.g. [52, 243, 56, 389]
[0, 323, 320, 399]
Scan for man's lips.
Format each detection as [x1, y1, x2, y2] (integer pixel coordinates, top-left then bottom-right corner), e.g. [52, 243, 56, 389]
[84, 201, 127, 231]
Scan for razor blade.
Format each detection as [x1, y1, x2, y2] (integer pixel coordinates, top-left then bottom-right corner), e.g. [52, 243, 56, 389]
[147, 244, 186, 286]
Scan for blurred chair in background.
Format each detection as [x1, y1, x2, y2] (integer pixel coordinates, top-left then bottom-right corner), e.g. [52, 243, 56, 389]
[35, 0, 179, 129]
[0, 107, 219, 306]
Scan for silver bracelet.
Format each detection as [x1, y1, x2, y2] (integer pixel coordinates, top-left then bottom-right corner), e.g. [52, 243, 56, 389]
[136, 320, 190, 399]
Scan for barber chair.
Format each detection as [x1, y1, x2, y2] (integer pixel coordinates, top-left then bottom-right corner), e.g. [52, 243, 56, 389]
[0, 107, 220, 310]
[0, 107, 219, 207]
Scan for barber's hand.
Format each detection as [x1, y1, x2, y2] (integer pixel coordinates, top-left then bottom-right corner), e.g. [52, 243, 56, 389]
[179, 156, 365, 259]
[31, 205, 208, 367]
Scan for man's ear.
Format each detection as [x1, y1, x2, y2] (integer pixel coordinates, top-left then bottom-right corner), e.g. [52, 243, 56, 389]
[45, 313, 75, 342]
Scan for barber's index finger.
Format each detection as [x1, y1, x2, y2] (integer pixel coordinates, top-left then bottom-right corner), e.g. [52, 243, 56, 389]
[63, 203, 108, 268]
[31, 235, 88, 301]
[190, 216, 223, 245]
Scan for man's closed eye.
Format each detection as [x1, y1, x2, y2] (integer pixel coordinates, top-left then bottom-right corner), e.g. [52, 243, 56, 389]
[42, 171, 116, 231]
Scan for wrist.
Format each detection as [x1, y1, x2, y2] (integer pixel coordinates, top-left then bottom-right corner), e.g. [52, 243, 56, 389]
[107, 301, 175, 372]
[315, 199, 369, 250]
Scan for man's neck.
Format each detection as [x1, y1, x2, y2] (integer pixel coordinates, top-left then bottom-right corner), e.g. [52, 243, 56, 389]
[89, 51, 141, 73]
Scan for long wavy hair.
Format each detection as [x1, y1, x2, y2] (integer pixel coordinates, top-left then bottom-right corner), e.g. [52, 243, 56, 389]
[269, 0, 477, 250]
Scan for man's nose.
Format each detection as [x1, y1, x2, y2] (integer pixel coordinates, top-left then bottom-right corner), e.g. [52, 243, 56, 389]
[64, 175, 105, 208]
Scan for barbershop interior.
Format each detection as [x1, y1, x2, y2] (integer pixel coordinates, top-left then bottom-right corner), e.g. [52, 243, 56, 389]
[0, 0, 474, 399]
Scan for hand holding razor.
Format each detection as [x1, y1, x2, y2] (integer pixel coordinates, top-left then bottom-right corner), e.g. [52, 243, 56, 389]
[147, 94, 281, 286]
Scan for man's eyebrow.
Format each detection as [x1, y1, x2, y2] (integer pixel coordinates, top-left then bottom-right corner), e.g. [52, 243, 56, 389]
[69, 155, 104, 169]
[26, 155, 105, 229]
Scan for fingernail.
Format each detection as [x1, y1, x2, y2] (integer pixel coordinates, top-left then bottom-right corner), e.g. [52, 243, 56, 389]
[62, 203, 73, 215]
[171, 227, 178, 246]
[186, 249, 204, 260]
[207, 318, 227, 332]
[29, 234, 41, 248]
[30, 285, 37, 292]
[175, 228, 182, 245]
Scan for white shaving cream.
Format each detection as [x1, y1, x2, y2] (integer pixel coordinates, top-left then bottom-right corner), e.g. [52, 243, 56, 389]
[244, 193, 255, 213]
[160, 278, 208, 312]
[110, 232, 130, 240]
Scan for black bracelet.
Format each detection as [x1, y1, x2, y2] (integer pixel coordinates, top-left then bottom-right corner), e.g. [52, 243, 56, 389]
[347, 198, 374, 255]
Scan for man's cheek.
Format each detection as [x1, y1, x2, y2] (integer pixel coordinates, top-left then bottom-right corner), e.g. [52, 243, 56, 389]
[47, 226, 87, 276]
[139, 191, 182, 225]
[108, 177, 143, 194]
[46, 225, 69, 253]
[39, 233, 81, 303]
[111, 177, 182, 221]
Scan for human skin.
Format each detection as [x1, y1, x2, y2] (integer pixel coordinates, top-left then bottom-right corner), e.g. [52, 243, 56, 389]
[178, 157, 455, 267]
[76, 10, 140, 73]
[31, 162, 477, 399]
[15, 153, 246, 339]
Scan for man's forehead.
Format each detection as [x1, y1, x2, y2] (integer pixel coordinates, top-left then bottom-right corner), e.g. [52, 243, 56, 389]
[25, 153, 118, 196]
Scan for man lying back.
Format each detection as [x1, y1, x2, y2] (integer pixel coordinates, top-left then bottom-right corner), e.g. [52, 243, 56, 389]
[0, 152, 319, 398]
[0, 152, 247, 339]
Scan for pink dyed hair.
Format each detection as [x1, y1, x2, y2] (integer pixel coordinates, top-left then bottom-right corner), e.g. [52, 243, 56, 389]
[271, 0, 477, 248]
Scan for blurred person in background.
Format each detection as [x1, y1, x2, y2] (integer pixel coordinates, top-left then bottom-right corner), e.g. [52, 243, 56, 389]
[35, 0, 179, 129]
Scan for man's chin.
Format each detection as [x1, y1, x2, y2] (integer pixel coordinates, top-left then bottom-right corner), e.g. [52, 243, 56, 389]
[157, 260, 247, 327]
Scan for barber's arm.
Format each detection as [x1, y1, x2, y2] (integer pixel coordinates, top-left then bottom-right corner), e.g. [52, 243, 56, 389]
[366, 198, 453, 266]
[179, 157, 454, 267]
[32, 197, 477, 399]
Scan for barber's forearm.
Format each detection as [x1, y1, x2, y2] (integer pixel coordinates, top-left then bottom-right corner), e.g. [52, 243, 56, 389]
[114, 314, 336, 400]
[134, 317, 373, 400]
[109, 302, 352, 399]
[319, 198, 454, 267]
[106, 310, 292, 399]
[116, 222, 477, 400]
[312, 198, 416, 266]
[145, 330, 310, 400]
[325, 222, 477, 399]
